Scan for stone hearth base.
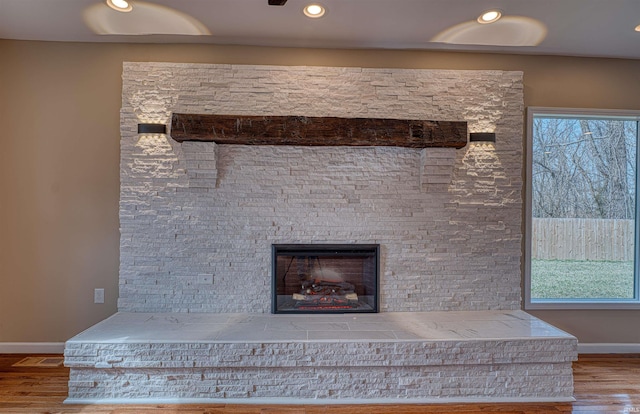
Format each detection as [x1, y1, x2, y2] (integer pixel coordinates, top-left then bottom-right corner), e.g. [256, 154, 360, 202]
[64, 310, 577, 404]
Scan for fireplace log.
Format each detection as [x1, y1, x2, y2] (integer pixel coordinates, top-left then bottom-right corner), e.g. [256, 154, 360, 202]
[170, 114, 467, 149]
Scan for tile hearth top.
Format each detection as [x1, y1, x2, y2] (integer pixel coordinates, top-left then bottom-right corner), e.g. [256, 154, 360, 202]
[67, 310, 574, 344]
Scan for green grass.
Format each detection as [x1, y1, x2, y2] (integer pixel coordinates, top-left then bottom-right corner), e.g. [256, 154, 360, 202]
[531, 259, 635, 299]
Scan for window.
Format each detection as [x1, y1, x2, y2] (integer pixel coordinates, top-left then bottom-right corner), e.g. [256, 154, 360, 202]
[525, 108, 640, 309]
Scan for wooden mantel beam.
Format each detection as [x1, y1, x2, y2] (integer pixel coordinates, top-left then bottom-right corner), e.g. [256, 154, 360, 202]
[170, 114, 467, 149]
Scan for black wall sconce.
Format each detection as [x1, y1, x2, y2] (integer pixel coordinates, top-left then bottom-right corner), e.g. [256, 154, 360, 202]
[469, 132, 496, 143]
[138, 123, 167, 134]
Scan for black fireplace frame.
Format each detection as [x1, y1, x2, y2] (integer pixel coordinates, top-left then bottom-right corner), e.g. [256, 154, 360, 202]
[271, 244, 380, 314]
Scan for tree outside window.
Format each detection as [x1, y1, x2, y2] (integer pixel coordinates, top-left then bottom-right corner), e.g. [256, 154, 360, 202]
[526, 108, 640, 308]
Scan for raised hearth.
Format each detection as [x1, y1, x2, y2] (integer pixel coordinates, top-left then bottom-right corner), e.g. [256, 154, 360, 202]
[64, 310, 577, 404]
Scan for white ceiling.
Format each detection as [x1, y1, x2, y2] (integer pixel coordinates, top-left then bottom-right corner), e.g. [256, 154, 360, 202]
[1, 0, 639, 60]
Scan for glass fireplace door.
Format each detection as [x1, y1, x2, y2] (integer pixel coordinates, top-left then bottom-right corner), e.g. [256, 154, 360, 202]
[272, 244, 379, 314]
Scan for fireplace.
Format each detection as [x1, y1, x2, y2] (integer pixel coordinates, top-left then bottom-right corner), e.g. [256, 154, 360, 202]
[64, 64, 579, 405]
[272, 244, 379, 314]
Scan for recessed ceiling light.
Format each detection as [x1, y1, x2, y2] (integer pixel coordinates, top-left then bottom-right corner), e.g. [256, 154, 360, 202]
[106, 0, 133, 13]
[304, 4, 326, 18]
[635, 24, 640, 32]
[478, 10, 502, 24]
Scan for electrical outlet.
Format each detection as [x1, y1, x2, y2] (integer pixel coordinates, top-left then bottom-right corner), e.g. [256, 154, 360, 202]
[94, 288, 105, 304]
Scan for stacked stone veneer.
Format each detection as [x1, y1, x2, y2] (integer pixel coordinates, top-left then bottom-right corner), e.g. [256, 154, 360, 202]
[65, 337, 575, 401]
[119, 63, 524, 313]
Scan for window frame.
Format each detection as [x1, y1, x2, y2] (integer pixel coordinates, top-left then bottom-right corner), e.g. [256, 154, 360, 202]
[525, 107, 640, 310]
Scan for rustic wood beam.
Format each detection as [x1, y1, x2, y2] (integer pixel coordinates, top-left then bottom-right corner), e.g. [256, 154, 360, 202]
[170, 114, 467, 149]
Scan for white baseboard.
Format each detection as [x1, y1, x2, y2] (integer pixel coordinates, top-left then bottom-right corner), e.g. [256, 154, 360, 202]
[578, 343, 640, 354]
[0, 342, 65, 354]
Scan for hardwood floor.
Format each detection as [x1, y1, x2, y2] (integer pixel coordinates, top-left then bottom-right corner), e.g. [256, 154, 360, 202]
[1, 354, 639, 413]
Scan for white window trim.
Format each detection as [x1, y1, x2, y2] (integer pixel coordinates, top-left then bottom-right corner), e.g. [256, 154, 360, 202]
[525, 107, 640, 310]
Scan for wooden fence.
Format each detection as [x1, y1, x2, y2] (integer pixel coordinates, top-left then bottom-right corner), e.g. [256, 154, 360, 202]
[531, 218, 634, 261]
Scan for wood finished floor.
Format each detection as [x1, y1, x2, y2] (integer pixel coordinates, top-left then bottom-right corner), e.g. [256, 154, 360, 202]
[1, 354, 639, 413]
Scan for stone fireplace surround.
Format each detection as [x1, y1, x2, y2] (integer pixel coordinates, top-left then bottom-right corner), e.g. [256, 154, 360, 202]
[64, 63, 577, 403]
